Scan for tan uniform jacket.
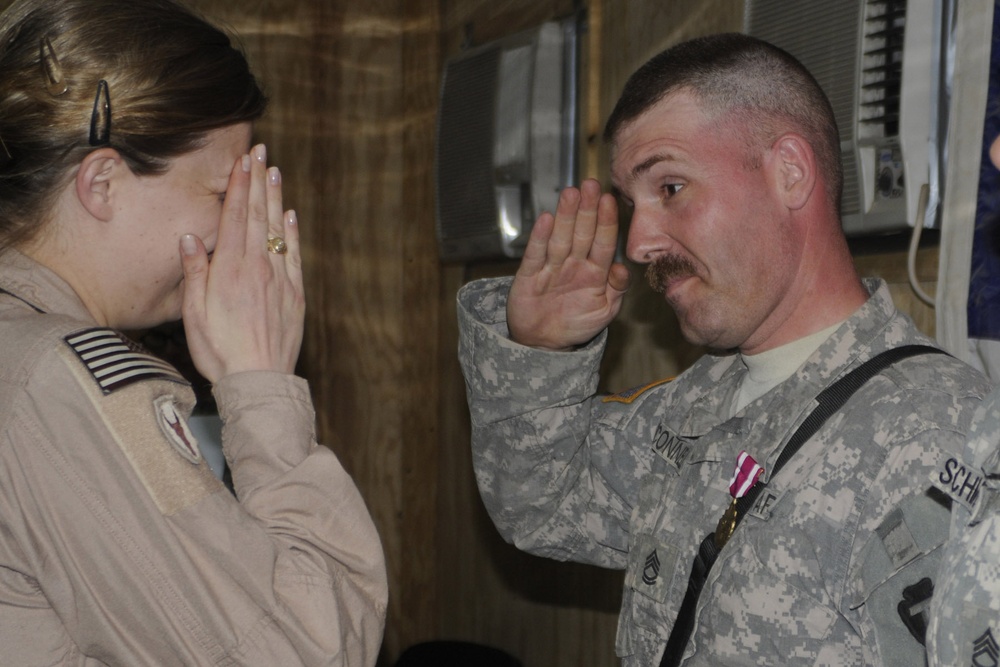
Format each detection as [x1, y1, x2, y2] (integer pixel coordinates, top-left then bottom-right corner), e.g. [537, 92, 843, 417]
[0, 250, 387, 665]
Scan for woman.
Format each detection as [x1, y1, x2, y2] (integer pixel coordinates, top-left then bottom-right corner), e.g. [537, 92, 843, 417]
[0, 0, 387, 664]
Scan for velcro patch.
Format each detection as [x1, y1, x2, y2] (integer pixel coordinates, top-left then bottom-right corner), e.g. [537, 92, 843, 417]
[603, 378, 673, 404]
[748, 488, 783, 521]
[971, 627, 1000, 667]
[877, 508, 920, 570]
[932, 456, 985, 513]
[651, 423, 692, 470]
[625, 533, 681, 604]
[65, 328, 186, 395]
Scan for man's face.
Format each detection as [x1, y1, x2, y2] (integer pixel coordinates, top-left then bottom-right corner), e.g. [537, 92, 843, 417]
[609, 91, 801, 353]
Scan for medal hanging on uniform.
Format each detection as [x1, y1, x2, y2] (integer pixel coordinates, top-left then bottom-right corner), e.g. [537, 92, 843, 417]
[714, 450, 764, 549]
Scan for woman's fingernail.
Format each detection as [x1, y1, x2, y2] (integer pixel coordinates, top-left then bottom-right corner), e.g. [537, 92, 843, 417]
[268, 166, 281, 185]
[241, 155, 251, 172]
[180, 234, 197, 256]
[286, 210, 297, 227]
[253, 144, 266, 163]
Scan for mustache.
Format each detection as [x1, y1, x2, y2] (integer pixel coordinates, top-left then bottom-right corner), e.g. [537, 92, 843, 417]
[646, 254, 697, 293]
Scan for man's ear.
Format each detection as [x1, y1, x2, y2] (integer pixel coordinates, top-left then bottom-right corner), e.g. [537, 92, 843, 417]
[771, 133, 817, 211]
[74, 148, 125, 221]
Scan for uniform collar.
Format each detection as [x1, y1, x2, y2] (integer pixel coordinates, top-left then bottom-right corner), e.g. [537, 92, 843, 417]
[673, 278, 898, 449]
[739, 277, 902, 474]
[0, 248, 97, 324]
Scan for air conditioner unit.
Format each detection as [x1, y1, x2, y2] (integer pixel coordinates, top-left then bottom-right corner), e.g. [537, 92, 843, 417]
[434, 16, 579, 262]
[745, 0, 953, 235]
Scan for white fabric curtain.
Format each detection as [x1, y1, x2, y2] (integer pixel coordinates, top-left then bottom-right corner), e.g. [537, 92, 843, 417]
[936, 0, 1000, 381]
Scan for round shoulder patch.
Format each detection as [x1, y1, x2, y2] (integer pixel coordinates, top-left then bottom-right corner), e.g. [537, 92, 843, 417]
[154, 395, 201, 465]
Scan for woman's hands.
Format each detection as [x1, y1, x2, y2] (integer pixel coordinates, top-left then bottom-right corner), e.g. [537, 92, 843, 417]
[180, 144, 305, 383]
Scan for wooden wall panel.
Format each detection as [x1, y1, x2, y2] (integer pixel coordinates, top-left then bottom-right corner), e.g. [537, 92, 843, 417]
[854, 243, 939, 337]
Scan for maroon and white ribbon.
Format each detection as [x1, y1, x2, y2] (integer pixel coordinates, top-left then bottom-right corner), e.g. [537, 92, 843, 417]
[728, 450, 764, 499]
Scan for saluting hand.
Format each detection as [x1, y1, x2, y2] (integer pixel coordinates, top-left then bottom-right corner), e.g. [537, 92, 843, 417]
[507, 178, 631, 351]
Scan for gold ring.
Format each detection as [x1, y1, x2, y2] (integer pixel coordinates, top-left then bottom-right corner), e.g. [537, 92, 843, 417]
[267, 236, 287, 255]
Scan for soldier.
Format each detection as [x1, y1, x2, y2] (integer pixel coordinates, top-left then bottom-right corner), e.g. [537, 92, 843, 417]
[457, 33, 989, 666]
[927, 136, 1000, 667]
[0, 0, 386, 663]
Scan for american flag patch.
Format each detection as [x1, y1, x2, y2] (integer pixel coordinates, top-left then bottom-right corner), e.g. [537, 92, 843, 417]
[64, 328, 187, 395]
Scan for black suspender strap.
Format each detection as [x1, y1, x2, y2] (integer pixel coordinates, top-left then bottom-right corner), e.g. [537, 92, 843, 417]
[658, 344, 945, 667]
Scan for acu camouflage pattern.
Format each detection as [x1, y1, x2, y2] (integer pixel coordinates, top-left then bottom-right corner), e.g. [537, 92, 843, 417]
[928, 387, 1000, 667]
[457, 276, 989, 667]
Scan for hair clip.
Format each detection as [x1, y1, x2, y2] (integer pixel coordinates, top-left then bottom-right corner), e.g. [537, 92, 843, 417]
[88, 80, 111, 146]
[0, 134, 12, 169]
[39, 36, 68, 96]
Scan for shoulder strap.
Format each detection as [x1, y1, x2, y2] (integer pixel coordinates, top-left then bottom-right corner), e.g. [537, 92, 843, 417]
[740, 343, 944, 530]
[658, 344, 946, 667]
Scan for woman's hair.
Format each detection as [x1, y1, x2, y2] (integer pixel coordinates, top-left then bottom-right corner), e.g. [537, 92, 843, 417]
[604, 33, 843, 212]
[0, 0, 268, 248]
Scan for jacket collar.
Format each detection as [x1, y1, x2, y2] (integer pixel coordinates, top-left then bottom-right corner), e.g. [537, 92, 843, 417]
[0, 248, 97, 324]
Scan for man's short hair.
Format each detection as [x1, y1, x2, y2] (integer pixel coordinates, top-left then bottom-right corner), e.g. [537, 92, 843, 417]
[604, 33, 843, 210]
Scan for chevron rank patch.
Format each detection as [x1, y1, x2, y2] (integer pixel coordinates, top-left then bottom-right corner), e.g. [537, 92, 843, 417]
[64, 328, 187, 395]
[972, 628, 1000, 667]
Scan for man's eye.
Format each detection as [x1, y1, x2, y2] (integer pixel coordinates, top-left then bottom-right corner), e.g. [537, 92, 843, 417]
[665, 183, 684, 196]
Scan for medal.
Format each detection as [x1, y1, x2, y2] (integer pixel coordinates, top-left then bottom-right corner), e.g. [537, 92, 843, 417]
[714, 498, 739, 549]
[713, 451, 764, 549]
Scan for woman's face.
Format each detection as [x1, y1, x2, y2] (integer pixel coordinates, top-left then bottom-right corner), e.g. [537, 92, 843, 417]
[106, 122, 252, 329]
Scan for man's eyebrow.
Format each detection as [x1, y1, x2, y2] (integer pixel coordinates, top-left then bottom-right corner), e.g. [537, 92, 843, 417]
[630, 153, 673, 181]
[610, 152, 677, 199]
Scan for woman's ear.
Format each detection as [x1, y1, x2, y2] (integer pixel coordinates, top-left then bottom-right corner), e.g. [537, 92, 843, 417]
[74, 148, 124, 221]
[771, 133, 817, 211]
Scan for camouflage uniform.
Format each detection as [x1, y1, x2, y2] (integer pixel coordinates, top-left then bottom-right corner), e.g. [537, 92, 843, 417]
[927, 389, 1000, 667]
[458, 276, 988, 667]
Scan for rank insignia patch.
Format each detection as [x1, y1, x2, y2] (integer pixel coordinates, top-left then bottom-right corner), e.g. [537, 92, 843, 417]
[972, 627, 999, 667]
[642, 549, 661, 586]
[65, 328, 186, 394]
[154, 396, 201, 465]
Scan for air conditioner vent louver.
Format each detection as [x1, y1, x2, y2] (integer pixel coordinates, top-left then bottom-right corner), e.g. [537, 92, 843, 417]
[745, 0, 947, 235]
[860, 0, 907, 138]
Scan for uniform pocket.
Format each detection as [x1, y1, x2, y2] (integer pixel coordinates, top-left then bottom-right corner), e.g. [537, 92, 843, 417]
[695, 540, 851, 666]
